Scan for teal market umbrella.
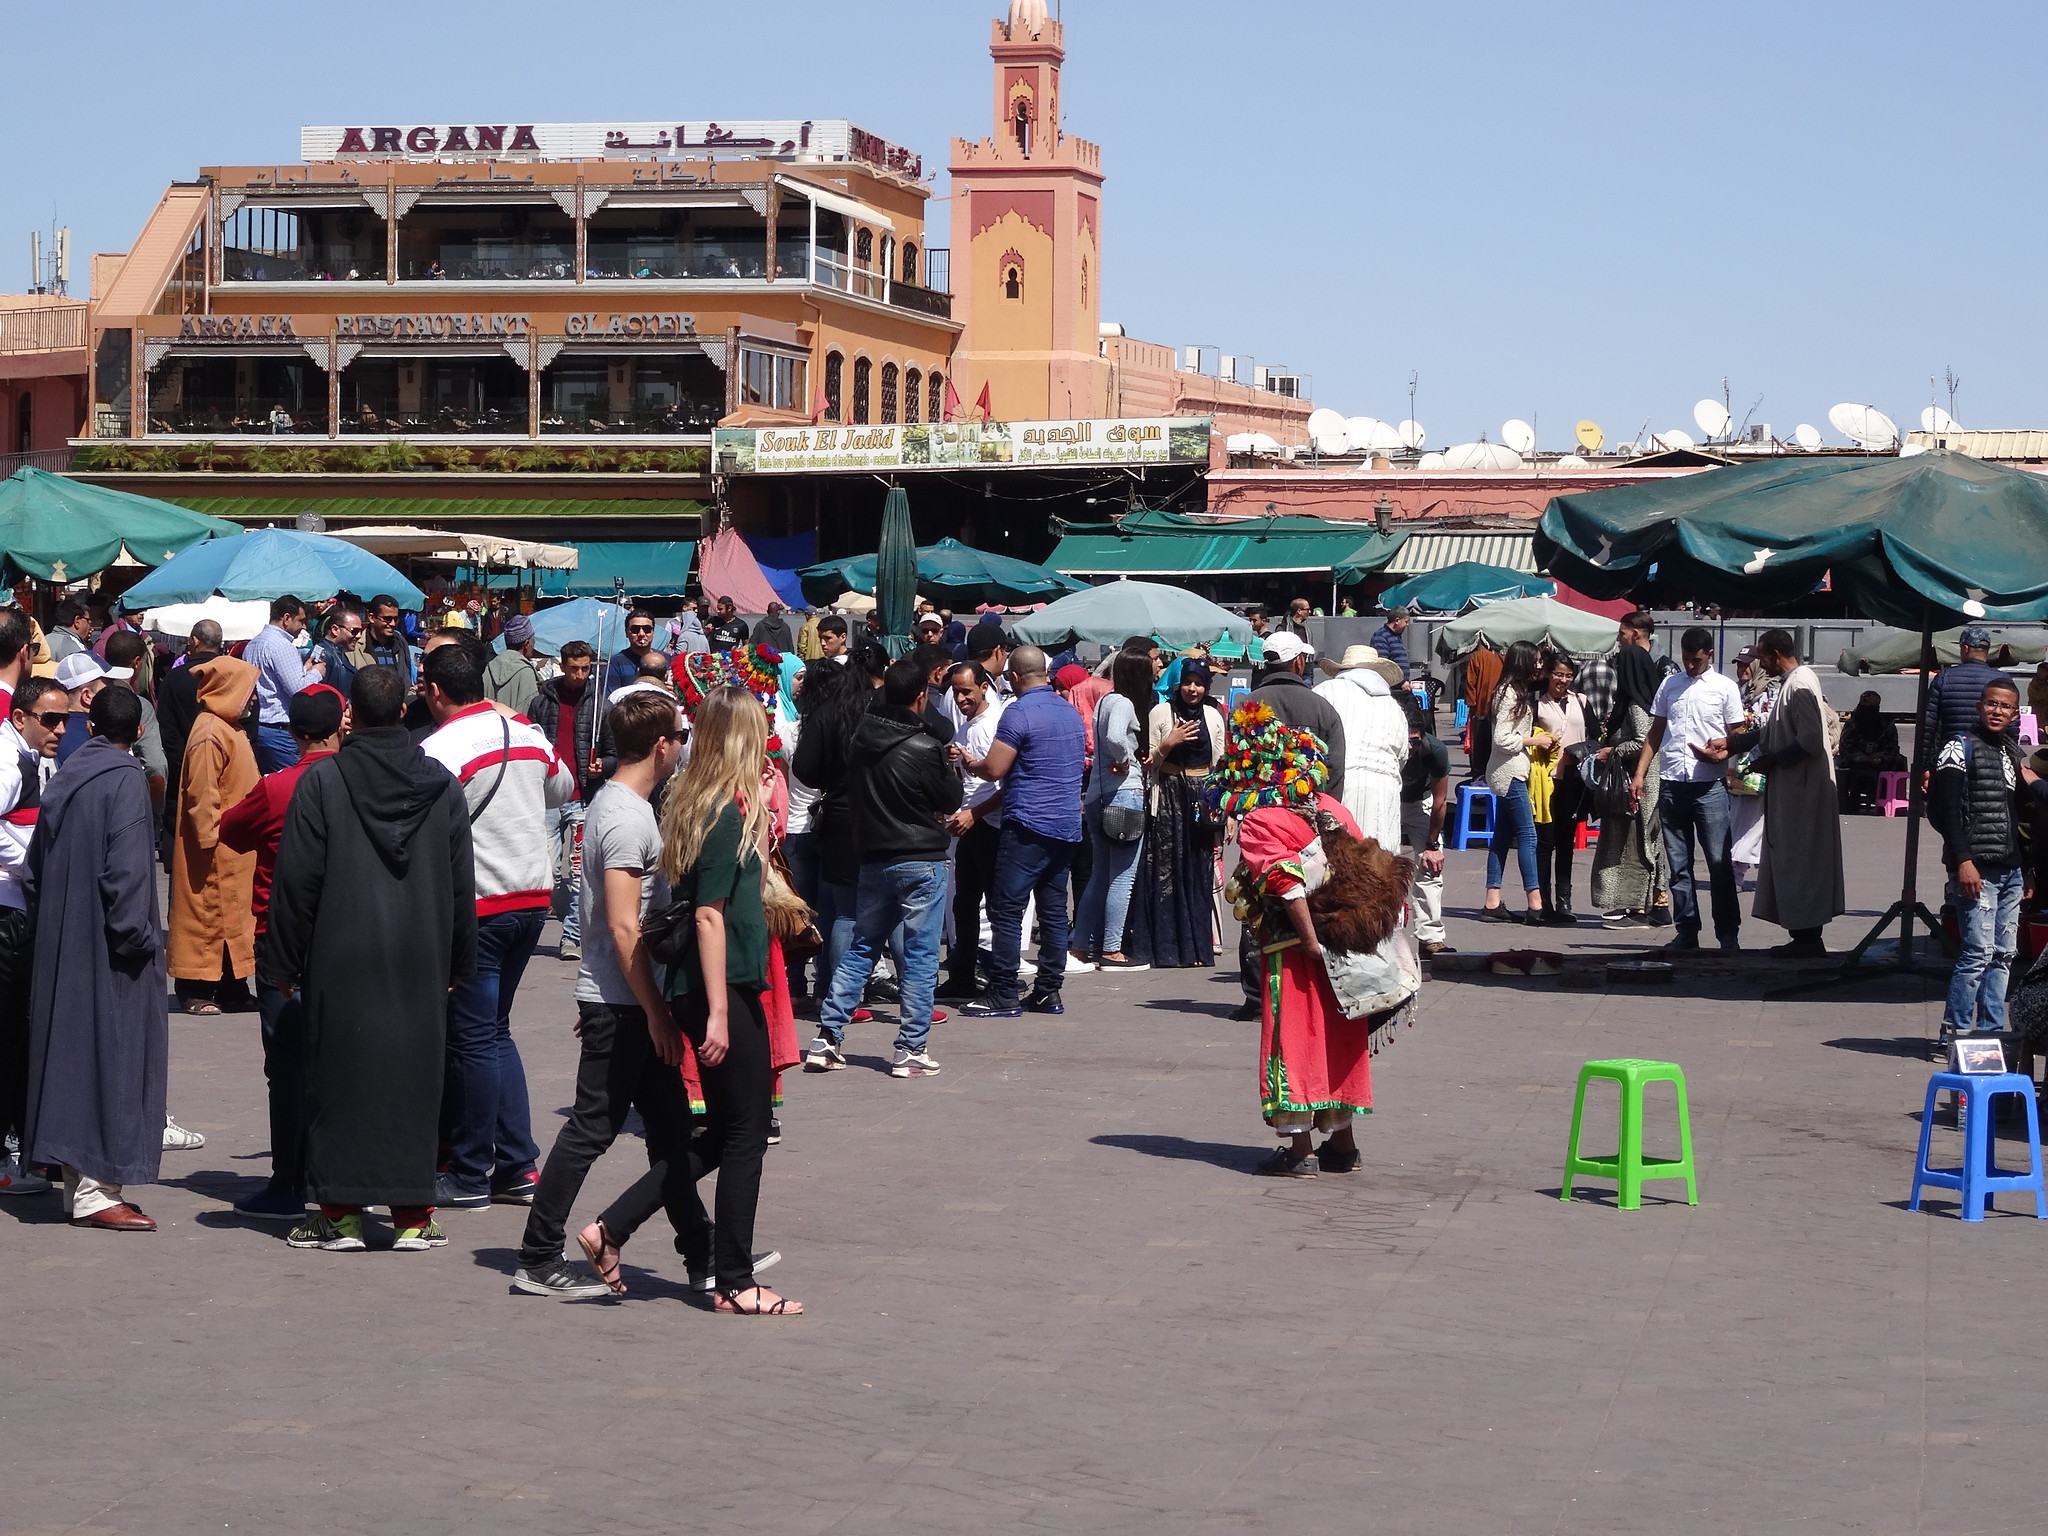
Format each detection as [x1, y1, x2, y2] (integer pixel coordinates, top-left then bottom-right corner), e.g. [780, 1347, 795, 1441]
[0, 467, 240, 583]
[798, 537, 1084, 607]
[1838, 626, 2047, 675]
[119, 527, 426, 609]
[874, 485, 918, 651]
[1430, 596, 1619, 661]
[529, 597, 629, 660]
[1379, 562, 1555, 614]
[1010, 580, 1252, 651]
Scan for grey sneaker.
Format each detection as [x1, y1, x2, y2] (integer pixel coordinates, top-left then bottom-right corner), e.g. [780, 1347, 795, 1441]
[803, 1037, 847, 1072]
[513, 1258, 613, 1299]
[687, 1248, 782, 1292]
[391, 1218, 448, 1251]
[0, 1156, 52, 1197]
[890, 1048, 941, 1079]
[558, 939, 581, 962]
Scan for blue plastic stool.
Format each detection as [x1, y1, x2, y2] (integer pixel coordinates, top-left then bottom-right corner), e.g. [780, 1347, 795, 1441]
[1449, 783, 1495, 850]
[1910, 1070, 2048, 1221]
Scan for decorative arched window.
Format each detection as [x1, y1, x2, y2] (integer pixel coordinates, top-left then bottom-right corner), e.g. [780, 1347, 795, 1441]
[852, 356, 872, 424]
[929, 371, 945, 423]
[902, 242, 919, 285]
[1080, 256, 1088, 308]
[1004, 265, 1022, 300]
[880, 362, 899, 425]
[855, 228, 874, 265]
[904, 367, 921, 424]
[824, 351, 844, 423]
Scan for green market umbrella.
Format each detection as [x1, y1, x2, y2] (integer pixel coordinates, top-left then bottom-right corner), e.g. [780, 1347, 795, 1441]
[1010, 580, 1252, 651]
[1380, 562, 1555, 614]
[799, 537, 1084, 607]
[1536, 450, 2048, 629]
[1431, 595, 1619, 660]
[873, 485, 917, 651]
[1838, 626, 2047, 675]
[0, 467, 241, 583]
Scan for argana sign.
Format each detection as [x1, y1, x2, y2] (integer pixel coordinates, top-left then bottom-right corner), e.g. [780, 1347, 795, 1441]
[300, 121, 924, 178]
[714, 418, 1213, 474]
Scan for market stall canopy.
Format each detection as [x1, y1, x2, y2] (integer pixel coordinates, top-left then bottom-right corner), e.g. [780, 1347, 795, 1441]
[538, 541, 696, 598]
[831, 591, 877, 614]
[329, 525, 580, 570]
[697, 527, 783, 614]
[1432, 595, 1621, 661]
[1538, 450, 2048, 629]
[528, 596, 628, 659]
[118, 527, 427, 609]
[1837, 626, 2048, 676]
[1049, 508, 1406, 580]
[1378, 562, 1556, 614]
[0, 467, 240, 584]
[798, 538, 1086, 607]
[1382, 530, 1536, 576]
[138, 595, 271, 644]
[874, 486, 917, 648]
[1009, 579, 1252, 651]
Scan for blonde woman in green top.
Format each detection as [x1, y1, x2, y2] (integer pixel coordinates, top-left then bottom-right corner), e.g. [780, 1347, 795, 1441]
[659, 686, 801, 1315]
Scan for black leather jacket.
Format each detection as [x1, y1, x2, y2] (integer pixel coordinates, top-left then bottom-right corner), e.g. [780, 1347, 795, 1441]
[848, 705, 961, 866]
[529, 678, 616, 801]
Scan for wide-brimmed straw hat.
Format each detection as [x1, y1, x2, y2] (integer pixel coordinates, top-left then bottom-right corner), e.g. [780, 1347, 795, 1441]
[1318, 644, 1404, 686]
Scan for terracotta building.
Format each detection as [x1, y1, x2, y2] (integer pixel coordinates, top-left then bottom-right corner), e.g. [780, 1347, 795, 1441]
[0, 295, 87, 467]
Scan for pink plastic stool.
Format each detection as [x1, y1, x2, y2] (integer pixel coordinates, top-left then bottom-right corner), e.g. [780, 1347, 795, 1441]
[1878, 770, 1910, 817]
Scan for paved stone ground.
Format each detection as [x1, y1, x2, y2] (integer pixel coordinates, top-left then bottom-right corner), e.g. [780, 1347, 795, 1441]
[4, 816, 2039, 1536]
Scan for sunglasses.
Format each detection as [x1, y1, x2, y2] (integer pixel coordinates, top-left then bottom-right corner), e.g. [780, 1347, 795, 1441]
[628, 625, 654, 634]
[28, 711, 66, 729]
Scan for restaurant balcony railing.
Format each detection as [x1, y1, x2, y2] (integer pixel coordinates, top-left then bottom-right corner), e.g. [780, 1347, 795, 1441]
[223, 248, 384, 282]
[399, 249, 575, 281]
[0, 447, 74, 475]
[582, 240, 807, 281]
[0, 302, 88, 352]
[539, 402, 725, 434]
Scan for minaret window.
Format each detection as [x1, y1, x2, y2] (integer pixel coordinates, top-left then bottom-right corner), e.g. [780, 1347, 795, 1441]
[1014, 101, 1031, 157]
[1004, 265, 1022, 300]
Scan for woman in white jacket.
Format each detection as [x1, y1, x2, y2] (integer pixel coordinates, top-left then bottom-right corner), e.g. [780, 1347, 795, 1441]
[1480, 641, 1552, 924]
[1310, 646, 1409, 850]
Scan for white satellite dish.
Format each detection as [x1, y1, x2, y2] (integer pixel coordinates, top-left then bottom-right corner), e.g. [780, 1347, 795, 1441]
[1443, 441, 1524, 471]
[1364, 419, 1406, 455]
[1827, 402, 1898, 449]
[1344, 416, 1389, 454]
[1920, 405, 1962, 434]
[1415, 451, 1446, 470]
[1501, 419, 1537, 454]
[1650, 429, 1696, 451]
[1793, 422, 1823, 450]
[1307, 407, 1347, 440]
[1245, 432, 1281, 455]
[1397, 419, 1427, 449]
[1225, 432, 1254, 454]
[1693, 398, 1732, 440]
[1554, 454, 1590, 469]
[1314, 431, 1349, 456]
[1898, 442, 1930, 457]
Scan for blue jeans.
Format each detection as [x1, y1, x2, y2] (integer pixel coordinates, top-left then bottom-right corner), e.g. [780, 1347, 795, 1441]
[543, 801, 584, 945]
[1659, 778, 1740, 943]
[441, 908, 544, 1194]
[1075, 802, 1143, 955]
[1945, 864, 2025, 1033]
[254, 723, 300, 775]
[988, 823, 1079, 1009]
[818, 860, 949, 1053]
[1484, 778, 1540, 893]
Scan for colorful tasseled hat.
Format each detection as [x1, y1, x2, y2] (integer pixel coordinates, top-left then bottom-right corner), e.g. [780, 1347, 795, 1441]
[677, 643, 787, 754]
[1208, 699, 1329, 815]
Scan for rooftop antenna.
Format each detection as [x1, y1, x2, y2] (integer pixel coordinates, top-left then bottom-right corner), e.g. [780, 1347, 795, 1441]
[1946, 366, 1961, 425]
[1734, 393, 1764, 442]
[1407, 370, 1418, 432]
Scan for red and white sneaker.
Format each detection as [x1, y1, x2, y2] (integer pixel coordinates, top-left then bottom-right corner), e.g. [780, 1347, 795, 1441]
[0, 1157, 53, 1196]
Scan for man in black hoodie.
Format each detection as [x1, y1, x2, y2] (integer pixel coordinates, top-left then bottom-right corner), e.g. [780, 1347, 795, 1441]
[807, 658, 962, 1079]
[264, 665, 476, 1253]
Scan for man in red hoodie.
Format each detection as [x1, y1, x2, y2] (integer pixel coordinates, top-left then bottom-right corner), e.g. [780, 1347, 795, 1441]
[218, 686, 344, 1221]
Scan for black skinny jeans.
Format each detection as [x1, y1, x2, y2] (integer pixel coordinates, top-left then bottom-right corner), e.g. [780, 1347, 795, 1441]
[676, 985, 774, 1293]
[1534, 772, 1588, 912]
[948, 817, 1000, 990]
[518, 1002, 702, 1271]
[257, 979, 306, 1195]
[0, 906, 28, 1147]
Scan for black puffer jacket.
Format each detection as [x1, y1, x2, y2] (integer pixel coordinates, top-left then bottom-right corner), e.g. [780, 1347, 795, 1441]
[529, 678, 616, 801]
[848, 705, 961, 866]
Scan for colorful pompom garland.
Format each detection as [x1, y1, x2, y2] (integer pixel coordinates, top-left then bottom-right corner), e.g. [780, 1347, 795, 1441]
[1207, 699, 1329, 817]
[677, 643, 786, 756]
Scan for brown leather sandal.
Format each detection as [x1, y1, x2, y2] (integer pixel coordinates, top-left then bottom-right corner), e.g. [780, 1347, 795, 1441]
[577, 1218, 626, 1295]
[715, 1286, 803, 1316]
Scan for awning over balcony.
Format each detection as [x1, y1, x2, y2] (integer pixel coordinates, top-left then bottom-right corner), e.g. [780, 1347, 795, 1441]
[772, 175, 894, 232]
[1381, 530, 1536, 575]
[539, 540, 697, 598]
[1048, 508, 1406, 579]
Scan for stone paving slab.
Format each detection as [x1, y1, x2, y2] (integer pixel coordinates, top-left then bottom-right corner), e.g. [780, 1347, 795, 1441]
[3, 815, 2037, 1535]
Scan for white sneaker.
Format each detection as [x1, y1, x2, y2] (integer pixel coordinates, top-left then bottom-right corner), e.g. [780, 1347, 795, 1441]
[802, 1038, 847, 1072]
[1065, 954, 1096, 974]
[890, 1048, 941, 1079]
[0, 1156, 52, 1196]
[163, 1116, 205, 1151]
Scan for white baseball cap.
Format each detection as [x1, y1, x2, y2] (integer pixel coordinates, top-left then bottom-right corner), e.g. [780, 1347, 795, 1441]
[1262, 631, 1313, 664]
[55, 653, 132, 691]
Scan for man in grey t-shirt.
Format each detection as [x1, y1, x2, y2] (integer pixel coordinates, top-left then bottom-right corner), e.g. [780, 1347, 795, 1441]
[516, 692, 698, 1298]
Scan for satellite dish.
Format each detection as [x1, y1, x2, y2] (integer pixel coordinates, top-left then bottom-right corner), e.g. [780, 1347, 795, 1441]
[1245, 432, 1281, 455]
[1415, 451, 1446, 470]
[1793, 422, 1823, 450]
[1314, 431, 1349, 456]
[1307, 407, 1347, 440]
[1225, 432, 1254, 454]
[1443, 441, 1524, 471]
[1344, 416, 1388, 454]
[1693, 398, 1732, 440]
[1364, 419, 1406, 454]
[1501, 419, 1537, 454]
[1920, 405, 1962, 434]
[1898, 442, 1930, 457]
[1397, 419, 1426, 449]
[1554, 454, 1590, 469]
[1650, 429, 1695, 451]
[1827, 403, 1898, 449]
[1574, 420, 1604, 452]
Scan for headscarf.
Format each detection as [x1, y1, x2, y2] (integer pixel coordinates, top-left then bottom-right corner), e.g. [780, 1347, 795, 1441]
[1209, 699, 1327, 816]
[1611, 643, 1664, 737]
[1165, 658, 1216, 768]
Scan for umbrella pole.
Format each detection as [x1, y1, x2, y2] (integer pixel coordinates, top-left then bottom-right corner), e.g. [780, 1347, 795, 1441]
[1770, 602, 1953, 1000]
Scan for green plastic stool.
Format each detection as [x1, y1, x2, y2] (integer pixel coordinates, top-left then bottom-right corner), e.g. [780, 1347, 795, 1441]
[1561, 1058, 1698, 1210]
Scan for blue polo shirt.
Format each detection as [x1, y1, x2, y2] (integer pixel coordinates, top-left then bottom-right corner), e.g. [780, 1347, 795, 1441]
[994, 683, 1084, 842]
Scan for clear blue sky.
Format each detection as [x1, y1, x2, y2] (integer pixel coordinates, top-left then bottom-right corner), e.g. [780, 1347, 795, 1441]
[6, 1, 2040, 449]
